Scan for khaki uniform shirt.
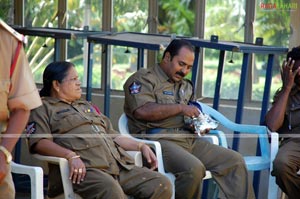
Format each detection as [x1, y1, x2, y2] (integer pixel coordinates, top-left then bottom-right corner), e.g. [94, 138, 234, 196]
[123, 64, 195, 134]
[0, 19, 41, 132]
[273, 87, 300, 136]
[27, 97, 135, 175]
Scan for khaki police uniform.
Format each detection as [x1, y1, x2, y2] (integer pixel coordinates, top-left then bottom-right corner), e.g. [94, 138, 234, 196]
[124, 64, 255, 199]
[0, 19, 42, 199]
[271, 87, 300, 199]
[27, 97, 172, 199]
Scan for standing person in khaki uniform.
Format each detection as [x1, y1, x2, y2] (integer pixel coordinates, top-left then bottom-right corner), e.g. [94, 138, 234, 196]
[26, 61, 172, 199]
[265, 46, 300, 199]
[123, 39, 255, 199]
[0, 19, 42, 199]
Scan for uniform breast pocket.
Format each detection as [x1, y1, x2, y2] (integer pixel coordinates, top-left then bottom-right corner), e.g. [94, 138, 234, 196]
[156, 93, 176, 104]
[52, 111, 84, 133]
[83, 111, 102, 125]
[55, 136, 109, 167]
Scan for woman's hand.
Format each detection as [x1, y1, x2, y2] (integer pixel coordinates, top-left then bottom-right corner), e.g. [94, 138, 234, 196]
[68, 156, 86, 184]
[33, 139, 87, 184]
[140, 144, 158, 170]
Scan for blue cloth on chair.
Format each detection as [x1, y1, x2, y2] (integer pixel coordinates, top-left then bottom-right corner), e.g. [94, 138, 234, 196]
[188, 101, 203, 112]
[146, 128, 164, 134]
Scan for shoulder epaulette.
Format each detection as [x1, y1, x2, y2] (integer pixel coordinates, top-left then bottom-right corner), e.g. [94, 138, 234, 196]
[139, 68, 150, 75]
[0, 19, 24, 42]
[185, 78, 194, 87]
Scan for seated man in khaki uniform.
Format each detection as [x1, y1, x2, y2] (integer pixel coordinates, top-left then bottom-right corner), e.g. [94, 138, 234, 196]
[265, 46, 300, 199]
[0, 19, 42, 199]
[123, 39, 255, 199]
[26, 61, 172, 199]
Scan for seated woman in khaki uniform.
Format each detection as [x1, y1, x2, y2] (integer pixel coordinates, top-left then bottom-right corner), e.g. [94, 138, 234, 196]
[26, 61, 172, 199]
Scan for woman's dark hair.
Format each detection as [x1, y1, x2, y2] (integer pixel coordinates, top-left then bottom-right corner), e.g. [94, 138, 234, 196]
[162, 39, 194, 60]
[39, 61, 74, 97]
[287, 46, 300, 61]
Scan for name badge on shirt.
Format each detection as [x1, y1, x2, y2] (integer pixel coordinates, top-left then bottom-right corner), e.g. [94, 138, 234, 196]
[56, 109, 71, 114]
[163, 91, 174, 96]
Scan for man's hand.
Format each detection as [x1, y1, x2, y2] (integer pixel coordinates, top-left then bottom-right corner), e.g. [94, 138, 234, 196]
[196, 128, 211, 136]
[182, 104, 201, 118]
[281, 58, 299, 91]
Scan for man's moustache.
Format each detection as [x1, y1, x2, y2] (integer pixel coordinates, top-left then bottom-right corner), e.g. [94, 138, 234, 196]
[176, 72, 185, 77]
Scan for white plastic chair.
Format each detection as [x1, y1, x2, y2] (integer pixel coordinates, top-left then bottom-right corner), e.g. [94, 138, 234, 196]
[33, 151, 142, 199]
[197, 102, 279, 199]
[118, 113, 225, 199]
[11, 161, 44, 199]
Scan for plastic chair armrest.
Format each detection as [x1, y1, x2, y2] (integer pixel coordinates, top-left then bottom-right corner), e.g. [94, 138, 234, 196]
[209, 130, 228, 148]
[11, 161, 44, 199]
[33, 154, 75, 199]
[126, 151, 143, 167]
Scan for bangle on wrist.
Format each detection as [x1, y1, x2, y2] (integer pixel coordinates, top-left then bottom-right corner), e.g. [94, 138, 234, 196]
[65, 151, 76, 160]
[0, 145, 12, 164]
[137, 142, 145, 151]
[68, 155, 80, 161]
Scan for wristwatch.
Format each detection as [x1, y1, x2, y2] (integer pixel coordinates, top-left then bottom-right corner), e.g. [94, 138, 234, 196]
[0, 146, 12, 164]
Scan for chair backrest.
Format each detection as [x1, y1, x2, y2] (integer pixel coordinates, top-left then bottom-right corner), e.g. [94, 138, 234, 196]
[118, 113, 130, 135]
[118, 113, 167, 174]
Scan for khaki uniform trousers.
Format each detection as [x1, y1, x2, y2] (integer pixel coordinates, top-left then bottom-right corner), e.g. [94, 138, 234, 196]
[72, 166, 172, 199]
[158, 137, 255, 199]
[0, 165, 15, 199]
[272, 138, 300, 199]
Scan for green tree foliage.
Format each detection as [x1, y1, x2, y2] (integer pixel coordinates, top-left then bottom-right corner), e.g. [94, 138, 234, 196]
[205, 0, 245, 41]
[113, 0, 148, 32]
[158, 0, 195, 36]
[0, 0, 13, 22]
[255, 0, 290, 46]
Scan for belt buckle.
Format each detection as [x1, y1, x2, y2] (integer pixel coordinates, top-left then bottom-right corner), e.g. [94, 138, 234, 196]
[174, 128, 183, 132]
[174, 128, 179, 132]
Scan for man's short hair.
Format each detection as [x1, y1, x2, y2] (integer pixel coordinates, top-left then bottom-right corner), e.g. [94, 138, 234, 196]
[162, 39, 194, 60]
[287, 46, 300, 61]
